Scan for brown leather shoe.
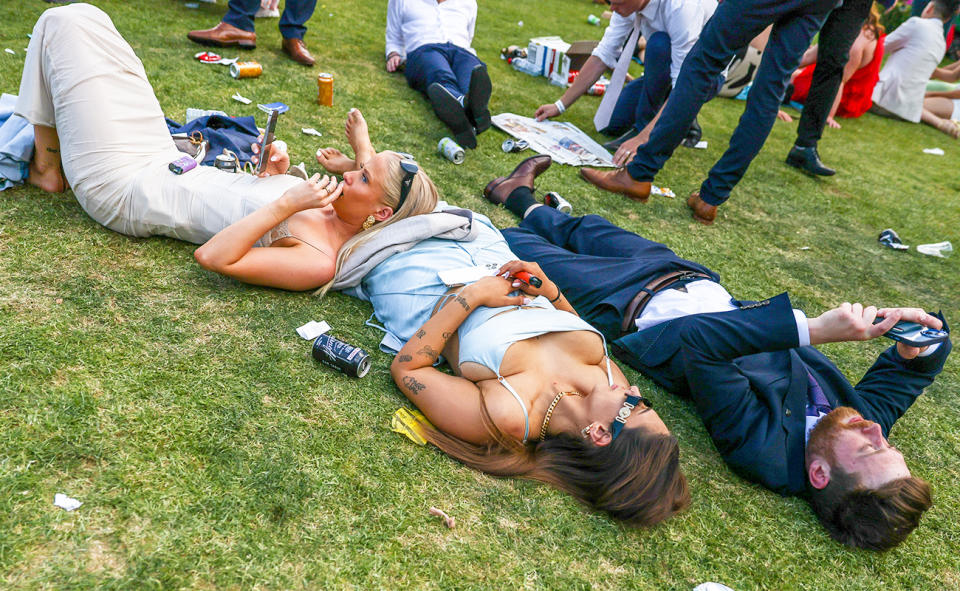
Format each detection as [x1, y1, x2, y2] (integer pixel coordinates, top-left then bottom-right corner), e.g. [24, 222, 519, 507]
[687, 191, 717, 225]
[282, 37, 315, 66]
[483, 155, 552, 204]
[187, 22, 256, 48]
[579, 167, 650, 202]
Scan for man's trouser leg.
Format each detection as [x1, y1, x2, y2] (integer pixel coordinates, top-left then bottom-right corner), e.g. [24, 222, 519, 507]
[404, 44, 461, 97]
[222, 0, 259, 32]
[448, 45, 484, 97]
[698, 1, 834, 206]
[503, 205, 716, 338]
[279, 0, 318, 39]
[794, 0, 872, 148]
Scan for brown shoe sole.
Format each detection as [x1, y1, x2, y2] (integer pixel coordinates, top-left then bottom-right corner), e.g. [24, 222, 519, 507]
[188, 36, 256, 49]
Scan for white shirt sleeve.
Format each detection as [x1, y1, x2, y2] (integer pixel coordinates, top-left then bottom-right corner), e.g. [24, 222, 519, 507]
[793, 309, 810, 348]
[466, 0, 476, 44]
[663, 0, 709, 86]
[592, 13, 635, 70]
[385, 0, 406, 59]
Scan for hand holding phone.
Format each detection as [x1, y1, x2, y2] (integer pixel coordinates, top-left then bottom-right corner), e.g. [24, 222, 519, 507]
[872, 318, 949, 348]
[255, 109, 279, 175]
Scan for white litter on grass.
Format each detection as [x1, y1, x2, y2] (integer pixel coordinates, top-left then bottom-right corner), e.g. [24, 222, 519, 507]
[232, 92, 252, 104]
[219, 57, 238, 66]
[297, 320, 331, 340]
[799, 246, 811, 250]
[54, 493, 82, 511]
[302, 127, 323, 137]
[651, 185, 675, 198]
[694, 140, 708, 149]
[185, 2, 200, 8]
[922, 147, 945, 156]
[917, 241, 952, 257]
[518, 20, 524, 26]
[5, 48, 15, 55]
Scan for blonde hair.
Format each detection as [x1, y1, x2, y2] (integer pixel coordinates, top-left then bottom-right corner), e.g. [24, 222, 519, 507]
[316, 151, 439, 296]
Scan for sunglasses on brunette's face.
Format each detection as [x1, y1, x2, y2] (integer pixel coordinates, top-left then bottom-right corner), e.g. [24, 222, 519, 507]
[395, 152, 419, 213]
[609, 393, 654, 441]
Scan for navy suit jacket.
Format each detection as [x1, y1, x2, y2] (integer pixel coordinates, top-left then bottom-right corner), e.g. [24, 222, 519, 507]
[611, 293, 951, 496]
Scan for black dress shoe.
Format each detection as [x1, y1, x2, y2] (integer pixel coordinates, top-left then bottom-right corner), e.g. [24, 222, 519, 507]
[680, 118, 702, 148]
[602, 127, 640, 151]
[427, 82, 477, 149]
[465, 64, 492, 135]
[785, 144, 836, 176]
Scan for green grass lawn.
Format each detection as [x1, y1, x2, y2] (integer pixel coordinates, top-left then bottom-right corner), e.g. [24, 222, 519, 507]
[1, 1, 959, 589]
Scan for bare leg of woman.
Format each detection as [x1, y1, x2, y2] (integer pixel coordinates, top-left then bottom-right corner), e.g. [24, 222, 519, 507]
[345, 108, 375, 167]
[28, 125, 67, 193]
[921, 99, 960, 139]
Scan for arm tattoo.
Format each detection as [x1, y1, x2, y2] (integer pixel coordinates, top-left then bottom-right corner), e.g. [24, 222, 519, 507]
[402, 375, 426, 395]
[396, 354, 412, 363]
[415, 329, 426, 339]
[453, 296, 471, 312]
[442, 331, 453, 340]
[46, 147, 60, 154]
[417, 345, 439, 360]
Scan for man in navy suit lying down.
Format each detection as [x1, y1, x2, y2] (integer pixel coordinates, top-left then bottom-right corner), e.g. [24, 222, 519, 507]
[485, 157, 950, 550]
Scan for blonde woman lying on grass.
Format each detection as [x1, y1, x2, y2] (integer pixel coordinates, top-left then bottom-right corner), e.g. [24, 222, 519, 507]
[19, 3, 438, 292]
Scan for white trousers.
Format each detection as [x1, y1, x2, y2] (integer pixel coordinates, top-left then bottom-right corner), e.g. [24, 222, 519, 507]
[16, 3, 300, 244]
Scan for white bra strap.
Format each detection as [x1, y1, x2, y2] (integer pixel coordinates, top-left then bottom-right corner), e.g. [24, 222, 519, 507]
[497, 375, 530, 444]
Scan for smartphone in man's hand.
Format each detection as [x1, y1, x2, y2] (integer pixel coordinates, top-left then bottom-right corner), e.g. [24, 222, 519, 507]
[873, 318, 949, 348]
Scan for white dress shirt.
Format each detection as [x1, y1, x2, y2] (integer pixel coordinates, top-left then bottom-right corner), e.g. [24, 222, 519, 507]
[872, 16, 946, 122]
[385, 0, 477, 60]
[635, 280, 811, 347]
[591, 0, 717, 86]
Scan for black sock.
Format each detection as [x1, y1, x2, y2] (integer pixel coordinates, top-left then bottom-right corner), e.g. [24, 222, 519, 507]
[504, 186, 537, 219]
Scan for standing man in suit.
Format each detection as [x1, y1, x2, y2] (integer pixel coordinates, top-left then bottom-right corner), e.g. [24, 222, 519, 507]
[485, 158, 949, 549]
[385, 0, 492, 150]
[187, 0, 318, 66]
[579, 0, 840, 224]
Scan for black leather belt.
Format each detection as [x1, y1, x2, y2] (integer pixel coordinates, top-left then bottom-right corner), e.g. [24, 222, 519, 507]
[620, 270, 713, 336]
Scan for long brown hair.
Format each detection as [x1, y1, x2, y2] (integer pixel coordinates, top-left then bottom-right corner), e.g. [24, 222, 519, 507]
[420, 399, 690, 527]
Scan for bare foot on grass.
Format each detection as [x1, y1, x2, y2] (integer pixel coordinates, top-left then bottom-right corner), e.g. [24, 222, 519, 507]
[936, 119, 960, 139]
[316, 147, 357, 174]
[27, 159, 68, 193]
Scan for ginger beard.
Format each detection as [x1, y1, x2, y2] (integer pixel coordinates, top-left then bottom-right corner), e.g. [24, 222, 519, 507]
[806, 406, 865, 465]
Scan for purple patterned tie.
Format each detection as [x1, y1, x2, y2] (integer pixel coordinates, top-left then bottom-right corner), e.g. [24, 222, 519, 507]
[806, 370, 832, 417]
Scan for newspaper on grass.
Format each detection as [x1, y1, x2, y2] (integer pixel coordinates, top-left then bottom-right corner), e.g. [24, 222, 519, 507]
[492, 113, 615, 167]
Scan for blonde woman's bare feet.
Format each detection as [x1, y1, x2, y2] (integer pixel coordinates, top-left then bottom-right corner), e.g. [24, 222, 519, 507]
[315, 147, 357, 174]
[345, 108, 375, 165]
[27, 159, 67, 193]
[935, 119, 960, 139]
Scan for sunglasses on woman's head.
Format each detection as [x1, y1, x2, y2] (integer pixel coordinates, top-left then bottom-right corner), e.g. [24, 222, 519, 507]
[609, 393, 653, 441]
[395, 152, 419, 212]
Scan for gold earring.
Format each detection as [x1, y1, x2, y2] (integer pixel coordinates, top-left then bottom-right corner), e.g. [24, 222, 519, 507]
[362, 215, 376, 230]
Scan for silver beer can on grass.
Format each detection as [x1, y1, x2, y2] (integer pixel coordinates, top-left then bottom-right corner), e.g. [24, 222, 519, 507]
[438, 137, 465, 164]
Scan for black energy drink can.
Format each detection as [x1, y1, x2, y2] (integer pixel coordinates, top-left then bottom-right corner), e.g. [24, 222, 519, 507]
[312, 334, 371, 378]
